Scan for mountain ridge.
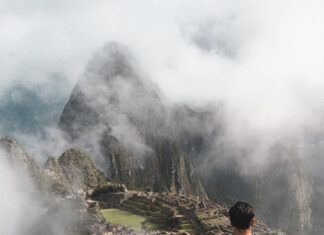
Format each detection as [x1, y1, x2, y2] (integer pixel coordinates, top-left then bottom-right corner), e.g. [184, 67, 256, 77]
[56, 42, 313, 234]
[58, 42, 206, 198]
[0, 136, 283, 235]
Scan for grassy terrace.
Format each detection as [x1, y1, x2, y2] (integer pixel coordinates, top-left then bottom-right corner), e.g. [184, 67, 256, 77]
[195, 210, 228, 230]
[123, 199, 164, 212]
[125, 198, 167, 212]
[120, 200, 172, 223]
[102, 208, 161, 230]
[101, 198, 195, 233]
[102, 209, 146, 230]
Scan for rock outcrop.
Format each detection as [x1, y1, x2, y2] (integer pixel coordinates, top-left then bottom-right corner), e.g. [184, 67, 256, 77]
[44, 148, 107, 193]
[0, 137, 108, 195]
[0, 136, 284, 234]
[193, 141, 312, 235]
[55, 42, 313, 234]
[0, 136, 45, 187]
[89, 189, 284, 234]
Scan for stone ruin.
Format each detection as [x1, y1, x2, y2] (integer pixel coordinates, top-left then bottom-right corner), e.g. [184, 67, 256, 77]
[90, 189, 285, 235]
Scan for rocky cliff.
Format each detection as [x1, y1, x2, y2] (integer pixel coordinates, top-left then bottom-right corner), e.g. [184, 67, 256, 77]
[0, 136, 283, 235]
[56, 43, 313, 234]
[58, 43, 205, 197]
[0, 137, 107, 195]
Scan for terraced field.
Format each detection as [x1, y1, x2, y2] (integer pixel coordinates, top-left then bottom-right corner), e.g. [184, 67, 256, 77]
[97, 191, 281, 234]
[195, 210, 229, 231]
[177, 215, 195, 233]
[101, 209, 147, 230]
[101, 196, 196, 233]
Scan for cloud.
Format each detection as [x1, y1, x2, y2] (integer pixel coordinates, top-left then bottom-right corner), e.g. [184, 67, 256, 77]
[1, 0, 323, 126]
[0, 149, 44, 235]
[1, 0, 324, 232]
[1, 0, 319, 134]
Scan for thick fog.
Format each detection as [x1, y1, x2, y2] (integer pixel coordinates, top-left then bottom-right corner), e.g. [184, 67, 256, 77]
[2, 0, 324, 164]
[1, 0, 324, 234]
[0, 149, 43, 234]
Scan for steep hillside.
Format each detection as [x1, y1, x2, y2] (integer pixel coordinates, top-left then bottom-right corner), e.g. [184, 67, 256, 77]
[58, 42, 205, 197]
[0, 137, 107, 194]
[0, 137, 109, 234]
[57, 42, 313, 234]
[173, 113, 312, 234]
[0, 137, 282, 234]
[164, 102, 312, 234]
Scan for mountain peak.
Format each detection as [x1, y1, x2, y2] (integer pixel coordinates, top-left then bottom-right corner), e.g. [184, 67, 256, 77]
[84, 42, 135, 84]
[58, 43, 206, 197]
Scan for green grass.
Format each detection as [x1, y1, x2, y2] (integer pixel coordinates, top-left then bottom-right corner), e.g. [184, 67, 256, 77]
[101, 200, 196, 233]
[203, 217, 228, 224]
[102, 208, 162, 231]
[125, 199, 163, 211]
[125, 199, 147, 207]
[102, 209, 146, 230]
[179, 229, 194, 232]
[144, 221, 161, 230]
[179, 219, 192, 226]
[121, 201, 169, 219]
[121, 203, 147, 214]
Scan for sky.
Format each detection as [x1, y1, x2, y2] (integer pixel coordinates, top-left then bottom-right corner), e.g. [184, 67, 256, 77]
[0, 149, 44, 234]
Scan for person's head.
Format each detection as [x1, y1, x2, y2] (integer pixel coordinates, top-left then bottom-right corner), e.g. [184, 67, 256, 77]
[229, 201, 255, 231]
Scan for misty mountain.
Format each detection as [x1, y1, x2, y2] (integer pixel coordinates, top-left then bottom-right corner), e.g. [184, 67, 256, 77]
[58, 42, 205, 197]
[56, 42, 315, 234]
[0, 136, 284, 234]
[172, 104, 312, 233]
[0, 42, 315, 234]
[0, 137, 116, 235]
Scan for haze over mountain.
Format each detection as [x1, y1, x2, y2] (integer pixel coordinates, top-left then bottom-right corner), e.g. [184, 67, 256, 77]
[58, 43, 205, 197]
[1, 1, 324, 234]
[0, 75, 71, 156]
[56, 42, 311, 234]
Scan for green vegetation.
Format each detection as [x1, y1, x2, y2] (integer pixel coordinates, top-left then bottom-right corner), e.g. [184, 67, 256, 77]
[195, 211, 228, 231]
[179, 218, 191, 226]
[101, 208, 162, 231]
[196, 211, 228, 223]
[162, 212, 180, 231]
[143, 222, 160, 230]
[92, 183, 126, 198]
[121, 199, 167, 218]
[50, 181, 71, 196]
[101, 197, 195, 233]
[102, 209, 146, 230]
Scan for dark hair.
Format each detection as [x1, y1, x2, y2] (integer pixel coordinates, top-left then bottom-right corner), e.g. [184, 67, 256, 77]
[229, 201, 255, 230]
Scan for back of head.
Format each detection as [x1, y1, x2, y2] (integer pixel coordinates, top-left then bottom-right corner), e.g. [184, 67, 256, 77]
[229, 201, 255, 230]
